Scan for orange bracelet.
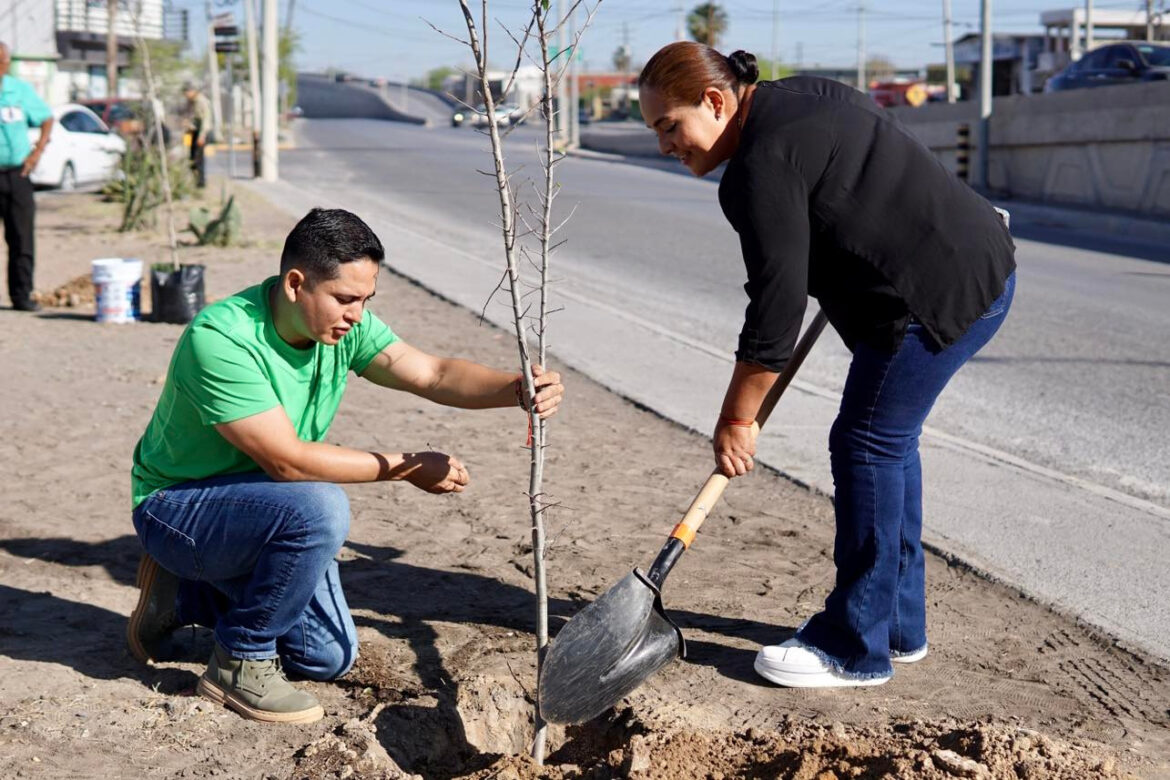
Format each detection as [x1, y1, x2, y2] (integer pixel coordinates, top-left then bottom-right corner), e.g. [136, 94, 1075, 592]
[718, 414, 756, 428]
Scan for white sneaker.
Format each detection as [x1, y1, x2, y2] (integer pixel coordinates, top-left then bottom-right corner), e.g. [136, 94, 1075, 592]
[754, 639, 892, 688]
[891, 645, 928, 664]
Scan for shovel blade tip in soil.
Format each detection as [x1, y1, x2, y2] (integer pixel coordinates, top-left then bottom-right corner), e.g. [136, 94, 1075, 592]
[539, 569, 684, 724]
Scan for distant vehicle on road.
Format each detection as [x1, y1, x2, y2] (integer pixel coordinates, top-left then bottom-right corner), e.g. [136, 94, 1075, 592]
[1044, 41, 1170, 92]
[369, 77, 387, 88]
[497, 102, 525, 125]
[451, 104, 510, 128]
[28, 104, 126, 190]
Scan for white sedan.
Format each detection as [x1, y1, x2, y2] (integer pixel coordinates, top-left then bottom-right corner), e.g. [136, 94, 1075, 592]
[28, 103, 126, 190]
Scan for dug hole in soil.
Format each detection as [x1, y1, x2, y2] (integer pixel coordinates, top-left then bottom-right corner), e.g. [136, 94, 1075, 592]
[0, 186, 1167, 780]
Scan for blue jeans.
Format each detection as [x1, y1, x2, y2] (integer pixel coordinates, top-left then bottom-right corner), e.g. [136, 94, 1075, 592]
[796, 272, 1015, 679]
[132, 474, 357, 680]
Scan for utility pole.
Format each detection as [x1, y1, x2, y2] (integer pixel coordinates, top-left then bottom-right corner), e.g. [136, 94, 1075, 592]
[976, 0, 992, 191]
[556, 0, 569, 147]
[243, 0, 261, 136]
[675, 3, 684, 41]
[1085, 0, 1094, 51]
[260, 0, 278, 181]
[770, 0, 780, 81]
[569, 5, 580, 149]
[1147, 0, 1155, 41]
[106, 0, 118, 98]
[205, 1, 223, 141]
[943, 0, 956, 103]
[621, 21, 632, 118]
[856, 3, 866, 92]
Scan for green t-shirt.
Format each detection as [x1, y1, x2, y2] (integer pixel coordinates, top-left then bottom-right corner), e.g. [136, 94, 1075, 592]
[131, 277, 398, 507]
[0, 74, 52, 168]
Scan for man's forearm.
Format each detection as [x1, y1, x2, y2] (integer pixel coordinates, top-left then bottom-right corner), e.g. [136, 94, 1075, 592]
[31, 119, 52, 155]
[420, 357, 518, 409]
[264, 440, 407, 483]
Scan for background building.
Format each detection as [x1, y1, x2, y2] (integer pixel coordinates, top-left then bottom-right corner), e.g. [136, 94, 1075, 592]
[0, 0, 187, 104]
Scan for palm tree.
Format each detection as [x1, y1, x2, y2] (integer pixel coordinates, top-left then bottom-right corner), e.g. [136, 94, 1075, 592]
[687, 3, 728, 48]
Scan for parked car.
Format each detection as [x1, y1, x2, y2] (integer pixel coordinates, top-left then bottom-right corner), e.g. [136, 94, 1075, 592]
[80, 98, 142, 136]
[28, 104, 126, 190]
[1044, 41, 1170, 92]
[79, 98, 173, 146]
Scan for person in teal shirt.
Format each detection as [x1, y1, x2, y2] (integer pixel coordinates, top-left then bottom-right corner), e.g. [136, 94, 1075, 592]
[0, 42, 53, 312]
[127, 208, 565, 724]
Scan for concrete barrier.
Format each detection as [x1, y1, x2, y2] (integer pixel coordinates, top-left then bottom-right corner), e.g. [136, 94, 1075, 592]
[580, 83, 1170, 221]
[892, 81, 1170, 219]
[296, 74, 429, 125]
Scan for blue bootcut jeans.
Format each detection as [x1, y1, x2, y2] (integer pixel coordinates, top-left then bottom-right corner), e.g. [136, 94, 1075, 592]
[795, 271, 1016, 680]
[132, 474, 358, 680]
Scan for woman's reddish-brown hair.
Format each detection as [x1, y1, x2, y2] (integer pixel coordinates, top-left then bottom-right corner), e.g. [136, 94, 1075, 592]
[638, 42, 759, 106]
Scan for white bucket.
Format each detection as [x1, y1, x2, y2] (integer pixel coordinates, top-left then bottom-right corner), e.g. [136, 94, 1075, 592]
[92, 258, 144, 324]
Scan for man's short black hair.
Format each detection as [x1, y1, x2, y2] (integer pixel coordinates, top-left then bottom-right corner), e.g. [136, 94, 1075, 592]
[280, 208, 384, 282]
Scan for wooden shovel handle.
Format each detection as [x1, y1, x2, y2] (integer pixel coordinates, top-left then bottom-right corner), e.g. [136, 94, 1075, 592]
[668, 310, 829, 549]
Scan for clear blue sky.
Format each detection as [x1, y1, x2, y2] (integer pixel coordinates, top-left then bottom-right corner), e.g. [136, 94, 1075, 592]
[178, 1, 1152, 80]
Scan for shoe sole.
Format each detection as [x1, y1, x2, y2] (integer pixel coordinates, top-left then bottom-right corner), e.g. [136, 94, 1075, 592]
[197, 676, 324, 724]
[892, 646, 928, 664]
[127, 555, 160, 664]
[753, 656, 891, 688]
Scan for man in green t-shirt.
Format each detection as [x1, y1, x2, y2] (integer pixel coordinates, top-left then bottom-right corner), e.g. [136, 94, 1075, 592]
[128, 208, 563, 724]
[0, 42, 54, 312]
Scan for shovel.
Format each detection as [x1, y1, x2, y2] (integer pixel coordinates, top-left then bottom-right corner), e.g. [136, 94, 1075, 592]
[539, 310, 830, 724]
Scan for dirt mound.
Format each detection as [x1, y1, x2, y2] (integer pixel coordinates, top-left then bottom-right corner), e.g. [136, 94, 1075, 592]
[466, 712, 1138, 779]
[32, 273, 95, 307]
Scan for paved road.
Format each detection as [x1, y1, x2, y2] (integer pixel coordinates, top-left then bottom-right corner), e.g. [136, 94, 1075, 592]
[242, 117, 1170, 660]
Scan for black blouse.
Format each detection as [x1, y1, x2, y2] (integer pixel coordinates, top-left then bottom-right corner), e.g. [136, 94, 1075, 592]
[718, 77, 1016, 371]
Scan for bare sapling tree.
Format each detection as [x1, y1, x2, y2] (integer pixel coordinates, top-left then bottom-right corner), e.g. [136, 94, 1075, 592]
[448, 0, 599, 764]
[130, 8, 180, 271]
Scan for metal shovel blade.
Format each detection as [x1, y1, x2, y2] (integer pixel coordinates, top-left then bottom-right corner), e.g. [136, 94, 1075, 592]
[539, 568, 686, 724]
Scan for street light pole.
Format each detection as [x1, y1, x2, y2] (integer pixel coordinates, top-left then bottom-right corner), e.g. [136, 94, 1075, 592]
[943, 0, 956, 103]
[1085, 0, 1094, 51]
[260, 0, 277, 181]
[856, 3, 866, 92]
[771, 0, 780, 81]
[1147, 0, 1155, 41]
[977, 0, 992, 191]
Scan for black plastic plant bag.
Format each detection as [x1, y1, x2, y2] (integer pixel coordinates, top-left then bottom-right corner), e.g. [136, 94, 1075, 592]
[150, 264, 206, 324]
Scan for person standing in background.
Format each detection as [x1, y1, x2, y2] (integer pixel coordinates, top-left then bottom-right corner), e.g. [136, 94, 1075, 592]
[183, 82, 211, 188]
[0, 42, 54, 312]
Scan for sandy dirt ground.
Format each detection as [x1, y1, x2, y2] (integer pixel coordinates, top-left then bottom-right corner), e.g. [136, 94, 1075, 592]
[1, 186, 1168, 780]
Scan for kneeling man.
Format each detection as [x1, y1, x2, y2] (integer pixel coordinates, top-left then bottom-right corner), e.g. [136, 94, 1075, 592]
[128, 208, 563, 723]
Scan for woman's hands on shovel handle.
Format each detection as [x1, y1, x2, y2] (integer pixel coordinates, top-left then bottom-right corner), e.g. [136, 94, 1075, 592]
[715, 362, 778, 478]
[715, 418, 758, 477]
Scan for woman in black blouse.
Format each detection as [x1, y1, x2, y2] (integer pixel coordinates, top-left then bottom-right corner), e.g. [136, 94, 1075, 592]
[638, 42, 1016, 688]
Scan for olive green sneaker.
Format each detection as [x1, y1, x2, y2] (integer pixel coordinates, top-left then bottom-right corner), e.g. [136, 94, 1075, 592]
[196, 644, 324, 724]
[127, 554, 182, 664]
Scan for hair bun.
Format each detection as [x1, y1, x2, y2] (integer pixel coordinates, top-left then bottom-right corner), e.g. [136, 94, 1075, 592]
[727, 50, 759, 85]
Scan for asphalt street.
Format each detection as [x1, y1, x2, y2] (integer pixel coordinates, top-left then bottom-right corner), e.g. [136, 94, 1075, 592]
[237, 114, 1170, 661]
